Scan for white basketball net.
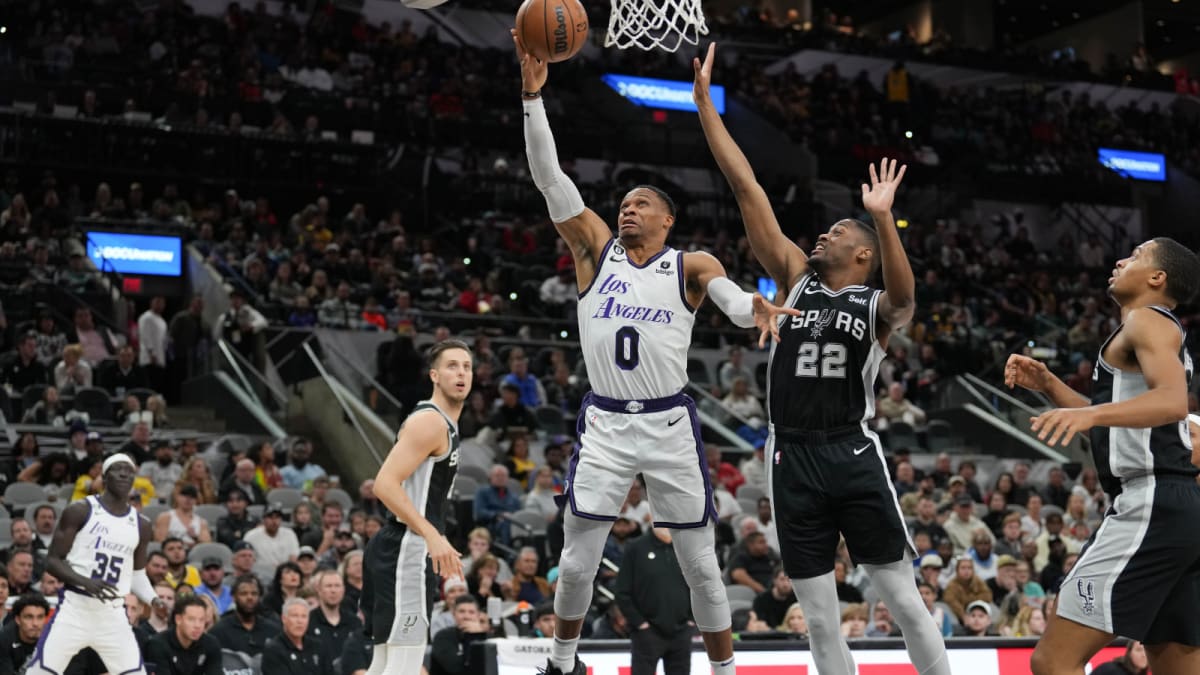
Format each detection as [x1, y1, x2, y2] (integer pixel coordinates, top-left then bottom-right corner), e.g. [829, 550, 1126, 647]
[604, 0, 709, 52]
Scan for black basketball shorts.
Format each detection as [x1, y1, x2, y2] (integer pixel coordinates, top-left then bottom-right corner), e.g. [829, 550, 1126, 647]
[767, 425, 914, 579]
[361, 520, 438, 646]
[1058, 475, 1200, 646]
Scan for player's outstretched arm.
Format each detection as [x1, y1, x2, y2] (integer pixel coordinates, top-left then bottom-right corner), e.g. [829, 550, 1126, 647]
[375, 412, 463, 579]
[862, 158, 915, 335]
[45, 502, 121, 601]
[693, 43, 807, 291]
[1005, 354, 1088, 408]
[513, 30, 609, 289]
[1030, 308, 1190, 446]
[684, 251, 801, 347]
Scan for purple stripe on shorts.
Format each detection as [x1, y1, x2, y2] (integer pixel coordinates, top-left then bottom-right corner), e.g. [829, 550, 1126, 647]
[651, 394, 717, 529]
[30, 589, 67, 675]
[559, 392, 619, 521]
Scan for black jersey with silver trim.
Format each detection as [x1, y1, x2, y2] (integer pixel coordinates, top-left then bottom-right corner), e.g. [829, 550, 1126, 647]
[1089, 305, 1196, 495]
[768, 273, 885, 429]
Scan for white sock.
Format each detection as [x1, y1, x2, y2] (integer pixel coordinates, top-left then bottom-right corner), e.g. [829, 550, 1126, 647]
[385, 644, 426, 675]
[364, 644, 387, 675]
[711, 656, 736, 675]
[551, 635, 579, 672]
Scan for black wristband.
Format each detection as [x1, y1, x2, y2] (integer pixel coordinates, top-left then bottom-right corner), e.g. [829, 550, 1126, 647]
[522, 90, 542, 100]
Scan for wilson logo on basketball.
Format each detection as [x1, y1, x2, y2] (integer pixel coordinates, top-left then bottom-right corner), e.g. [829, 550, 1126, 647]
[553, 6, 569, 55]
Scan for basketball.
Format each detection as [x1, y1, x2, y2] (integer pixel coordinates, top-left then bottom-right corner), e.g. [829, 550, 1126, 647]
[515, 0, 589, 63]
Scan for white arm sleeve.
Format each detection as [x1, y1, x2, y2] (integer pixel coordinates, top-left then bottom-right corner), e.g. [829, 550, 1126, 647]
[524, 98, 585, 223]
[707, 277, 756, 328]
[131, 568, 157, 606]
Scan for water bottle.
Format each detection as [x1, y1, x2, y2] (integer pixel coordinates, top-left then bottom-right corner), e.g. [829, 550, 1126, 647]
[487, 596, 504, 637]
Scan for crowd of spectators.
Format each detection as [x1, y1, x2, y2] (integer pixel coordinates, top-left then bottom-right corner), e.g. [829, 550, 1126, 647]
[706, 6, 1192, 93]
[735, 56, 1200, 185]
[5, 0, 1199, 184]
[1, 187, 1189, 672]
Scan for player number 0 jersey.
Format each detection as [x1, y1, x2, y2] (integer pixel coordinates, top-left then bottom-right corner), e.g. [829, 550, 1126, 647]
[577, 241, 697, 401]
[64, 496, 141, 601]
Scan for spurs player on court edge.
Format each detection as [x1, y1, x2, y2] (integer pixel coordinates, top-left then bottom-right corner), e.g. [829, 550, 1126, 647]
[1007, 239, 1200, 675]
[361, 339, 471, 675]
[26, 453, 160, 675]
[514, 31, 799, 675]
[694, 44, 950, 675]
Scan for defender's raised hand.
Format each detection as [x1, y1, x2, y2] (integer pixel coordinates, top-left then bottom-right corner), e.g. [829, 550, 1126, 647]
[753, 294, 802, 348]
[512, 29, 547, 94]
[693, 42, 716, 105]
[861, 158, 907, 218]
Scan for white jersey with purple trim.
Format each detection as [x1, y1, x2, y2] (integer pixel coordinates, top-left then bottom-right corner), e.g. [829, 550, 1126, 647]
[577, 240, 696, 401]
[64, 495, 140, 601]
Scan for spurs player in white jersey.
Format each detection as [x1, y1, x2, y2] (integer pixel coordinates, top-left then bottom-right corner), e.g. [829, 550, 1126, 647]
[26, 454, 160, 675]
[514, 31, 799, 675]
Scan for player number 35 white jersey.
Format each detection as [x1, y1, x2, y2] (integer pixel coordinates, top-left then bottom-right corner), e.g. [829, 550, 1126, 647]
[65, 496, 141, 601]
[578, 241, 696, 401]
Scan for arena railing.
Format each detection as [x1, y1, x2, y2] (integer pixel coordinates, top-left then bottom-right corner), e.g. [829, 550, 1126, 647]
[214, 338, 289, 413]
[300, 341, 386, 467]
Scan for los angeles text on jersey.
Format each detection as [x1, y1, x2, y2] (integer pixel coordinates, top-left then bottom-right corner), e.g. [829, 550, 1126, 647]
[787, 308, 868, 340]
[591, 273, 676, 324]
[85, 520, 133, 555]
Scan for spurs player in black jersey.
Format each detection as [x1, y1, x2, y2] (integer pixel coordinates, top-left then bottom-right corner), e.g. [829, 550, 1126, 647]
[695, 44, 949, 675]
[1007, 239, 1200, 675]
[361, 339, 471, 675]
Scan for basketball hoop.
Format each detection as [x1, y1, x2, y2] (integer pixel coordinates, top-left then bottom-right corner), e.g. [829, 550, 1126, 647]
[604, 0, 708, 52]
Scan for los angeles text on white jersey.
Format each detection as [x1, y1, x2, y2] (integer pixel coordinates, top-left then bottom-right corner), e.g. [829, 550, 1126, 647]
[577, 242, 696, 400]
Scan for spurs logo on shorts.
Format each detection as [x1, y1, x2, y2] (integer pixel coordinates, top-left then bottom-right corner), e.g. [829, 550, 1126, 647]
[400, 614, 420, 635]
[1076, 578, 1096, 616]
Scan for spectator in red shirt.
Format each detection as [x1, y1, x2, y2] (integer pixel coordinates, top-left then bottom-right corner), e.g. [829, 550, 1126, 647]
[457, 277, 486, 314]
[502, 223, 537, 255]
[705, 445, 744, 495]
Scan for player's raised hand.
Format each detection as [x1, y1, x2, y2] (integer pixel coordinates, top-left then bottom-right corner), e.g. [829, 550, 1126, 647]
[79, 578, 121, 601]
[1031, 407, 1097, 447]
[1004, 354, 1051, 393]
[861, 158, 907, 218]
[427, 532, 463, 580]
[693, 42, 716, 104]
[511, 29, 548, 94]
[752, 293, 802, 348]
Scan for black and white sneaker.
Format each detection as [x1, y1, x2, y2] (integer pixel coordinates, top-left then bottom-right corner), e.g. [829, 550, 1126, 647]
[539, 657, 588, 675]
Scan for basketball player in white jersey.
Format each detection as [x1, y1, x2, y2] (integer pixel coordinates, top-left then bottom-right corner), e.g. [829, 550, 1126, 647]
[515, 33, 799, 675]
[26, 454, 160, 675]
[361, 339, 472, 675]
[694, 44, 950, 675]
[1007, 238, 1200, 675]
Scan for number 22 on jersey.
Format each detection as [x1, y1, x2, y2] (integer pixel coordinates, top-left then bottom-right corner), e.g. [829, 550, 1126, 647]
[794, 342, 847, 378]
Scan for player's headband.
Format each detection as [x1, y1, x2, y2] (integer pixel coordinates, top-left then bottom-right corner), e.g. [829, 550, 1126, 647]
[102, 453, 137, 474]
